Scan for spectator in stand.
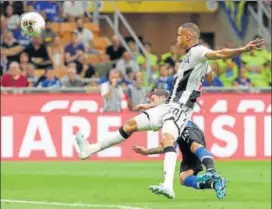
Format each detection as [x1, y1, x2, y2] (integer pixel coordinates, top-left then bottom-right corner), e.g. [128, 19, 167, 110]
[37, 68, 61, 88]
[125, 67, 135, 85]
[1, 1, 25, 16]
[154, 64, 174, 92]
[163, 43, 182, 68]
[226, 41, 242, 69]
[93, 54, 113, 79]
[128, 41, 138, 58]
[0, 52, 9, 75]
[1, 15, 8, 39]
[106, 35, 125, 61]
[13, 26, 32, 46]
[35, 71, 46, 87]
[262, 61, 272, 87]
[246, 65, 269, 87]
[174, 61, 180, 74]
[80, 57, 96, 79]
[54, 6, 65, 23]
[24, 36, 52, 69]
[1, 61, 29, 87]
[19, 52, 30, 73]
[116, 51, 139, 79]
[64, 32, 85, 65]
[202, 64, 223, 87]
[116, 69, 133, 93]
[63, 0, 86, 21]
[11, 8, 31, 46]
[24, 64, 38, 87]
[241, 47, 267, 68]
[86, 40, 99, 54]
[25, 3, 35, 13]
[233, 67, 252, 87]
[75, 17, 93, 50]
[6, 5, 20, 31]
[251, 35, 271, 62]
[241, 37, 269, 88]
[137, 42, 158, 67]
[138, 61, 158, 90]
[41, 21, 56, 46]
[100, 69, 124, 112]
[47, 36, 65, 69]
[61, 63, 84, 87]
[127, 72, 149, 110]
[32, 1, 60, 22]
[219, 59, 239, 87]
[40, 10, 48, 22]
[1, 31, 24, 64]
[161, 43, 184, 67]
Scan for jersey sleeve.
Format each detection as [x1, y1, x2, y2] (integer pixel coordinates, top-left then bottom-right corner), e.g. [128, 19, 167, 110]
[194, 46, 212, 62]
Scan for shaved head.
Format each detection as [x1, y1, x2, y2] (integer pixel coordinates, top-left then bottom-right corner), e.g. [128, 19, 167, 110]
[180, 23, 200, 39]
[177, 23, 200, 49]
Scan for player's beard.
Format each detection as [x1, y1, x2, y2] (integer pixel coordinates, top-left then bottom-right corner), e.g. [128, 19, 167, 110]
[177, 42, 185, 49]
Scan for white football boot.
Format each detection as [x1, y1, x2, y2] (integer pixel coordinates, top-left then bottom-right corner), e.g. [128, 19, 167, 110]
[75, 131, 93, 160]
[149, 184, 175, 199]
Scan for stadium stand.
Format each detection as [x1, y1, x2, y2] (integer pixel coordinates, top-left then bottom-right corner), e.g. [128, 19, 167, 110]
[0, 1, 271, 107]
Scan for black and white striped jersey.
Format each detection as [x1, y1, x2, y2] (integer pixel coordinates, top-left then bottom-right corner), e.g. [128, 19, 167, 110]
[166, 44, 211, 108]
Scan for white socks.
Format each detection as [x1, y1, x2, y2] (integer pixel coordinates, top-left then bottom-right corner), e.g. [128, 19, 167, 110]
[86, 129, 127, 154]
[163, 151, 177, 190]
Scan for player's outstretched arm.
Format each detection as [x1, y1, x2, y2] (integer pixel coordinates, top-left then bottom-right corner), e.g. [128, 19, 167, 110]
[132, 103, 156, 111]
[132, 145, 164, 155]
[205, 38, 264, 60]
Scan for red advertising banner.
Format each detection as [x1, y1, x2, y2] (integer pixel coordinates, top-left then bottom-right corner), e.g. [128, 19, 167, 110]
[1, 93, 271, 161]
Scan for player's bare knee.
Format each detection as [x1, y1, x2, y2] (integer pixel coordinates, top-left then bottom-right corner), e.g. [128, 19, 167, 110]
[190, 141, 203, 153]
[123, 119, 138, 135]
[179, 173, 187, 185]
[161, 133, 175, 148]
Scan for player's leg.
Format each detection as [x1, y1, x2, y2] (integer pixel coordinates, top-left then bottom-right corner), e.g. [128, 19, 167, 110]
[149, 105, 192, 199]
[180, 169, 216, 190]
[179, 154, 206, 190]
[190, 142, 227, 199]
[190, 142, 216, 173]
[180, 127, 227, 198]
[148, 130, 177, 199]
[180, 169, 199, 189]
[180, 155, 219, 191]
[161, 106, 193, 189]
[76, 111, 153, 159]
[161, 130, 177, 189]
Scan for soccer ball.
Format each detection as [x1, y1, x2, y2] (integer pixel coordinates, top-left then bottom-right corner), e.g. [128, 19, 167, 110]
[21, 12, 45, 37]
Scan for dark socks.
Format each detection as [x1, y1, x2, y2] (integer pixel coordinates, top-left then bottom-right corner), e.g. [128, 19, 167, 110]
[194, 147, 216, 172]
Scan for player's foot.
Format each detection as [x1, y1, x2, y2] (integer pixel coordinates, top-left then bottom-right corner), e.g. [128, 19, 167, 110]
[75, 131, 92, 160]
[148, 184, 175, 199]
[197, 170, 220, 184]
[197, 171, 227, 199]
[214, 177, 227, 199]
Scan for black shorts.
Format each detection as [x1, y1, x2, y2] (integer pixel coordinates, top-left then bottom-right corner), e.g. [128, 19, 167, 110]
[177, 126, 206, 175]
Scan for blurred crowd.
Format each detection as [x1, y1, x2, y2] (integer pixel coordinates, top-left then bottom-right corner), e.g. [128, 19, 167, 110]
[1, 1, 271, 111]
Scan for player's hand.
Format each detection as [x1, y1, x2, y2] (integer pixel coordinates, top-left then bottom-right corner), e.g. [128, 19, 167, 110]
[132, 104, 151, 111]
[244, 38, 265, 52]
[132, 145, 149, 155]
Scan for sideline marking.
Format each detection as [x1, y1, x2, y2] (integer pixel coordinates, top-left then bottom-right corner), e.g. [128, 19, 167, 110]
[1, 199, 148, 209]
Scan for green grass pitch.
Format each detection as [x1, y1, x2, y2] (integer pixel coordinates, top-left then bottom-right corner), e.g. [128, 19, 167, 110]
[1, 161, 271, 209]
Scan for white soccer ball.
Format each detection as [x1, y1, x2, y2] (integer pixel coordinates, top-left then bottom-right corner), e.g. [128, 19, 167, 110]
[21, 12, 45, 37]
